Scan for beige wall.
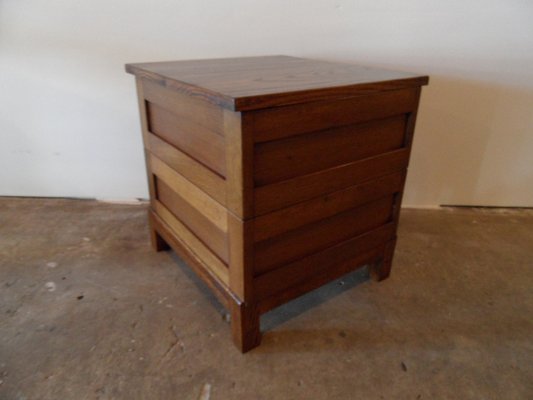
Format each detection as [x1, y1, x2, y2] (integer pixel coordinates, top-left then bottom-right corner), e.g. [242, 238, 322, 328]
[1, 1, 532, 206]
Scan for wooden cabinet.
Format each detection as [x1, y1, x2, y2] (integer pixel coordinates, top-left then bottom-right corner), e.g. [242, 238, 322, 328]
[126, 56, 428, 352]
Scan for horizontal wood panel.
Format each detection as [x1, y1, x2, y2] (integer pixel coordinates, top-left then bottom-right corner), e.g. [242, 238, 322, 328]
[148, 134, 226, 205]
[254, 148, 410, 215]
[153, 200, 229, 286]
[253, 171, 405, 242]
[255, 116, 406, 186]
[147, 102, 226, 176]
[254, 223, 395, 301]
[149, 211, 231, 308]
[249, 88, 418, 143]
[142, 79, 224, 135]
[254, 196, 394, 275]
[150, 154, 228, 232]
[257, 246, 384, 314]
[157, 178, 229, 263]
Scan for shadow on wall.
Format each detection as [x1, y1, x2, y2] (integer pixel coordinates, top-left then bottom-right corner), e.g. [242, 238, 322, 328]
[404, 76, 533, 207]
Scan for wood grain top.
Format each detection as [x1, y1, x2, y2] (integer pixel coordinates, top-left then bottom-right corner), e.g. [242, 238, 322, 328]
[126, 56, 428, 111]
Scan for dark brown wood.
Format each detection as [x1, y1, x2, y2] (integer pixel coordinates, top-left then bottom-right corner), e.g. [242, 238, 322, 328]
[370, 238, 398, 282]
[257, 246, 384, 314]
[254, 223, 395, 301]
[249, 88, 418, 143]
[253, 171, 405, 242]
[127, 56, 428, 352]
[126, 56, 428, 111]
[230, 300, 261, 352]
[253, 196, 394, 275]
[254, 116, 406, 186]
[254, 148, 411, 215]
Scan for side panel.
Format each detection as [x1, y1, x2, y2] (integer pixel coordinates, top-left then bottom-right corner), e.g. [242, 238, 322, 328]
[248, 88, 422, 311]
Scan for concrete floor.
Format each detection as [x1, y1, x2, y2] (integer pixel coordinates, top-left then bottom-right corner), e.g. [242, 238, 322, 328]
[0, 198, 532, 400]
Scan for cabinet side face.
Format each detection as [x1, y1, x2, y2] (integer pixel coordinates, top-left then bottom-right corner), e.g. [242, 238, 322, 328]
[136, 77, 231, 288]
[247, 87, 423, 312]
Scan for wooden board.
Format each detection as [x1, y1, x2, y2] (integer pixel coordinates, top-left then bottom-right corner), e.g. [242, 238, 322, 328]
[254, 223, 395, 301]
[249, 88, 418, 143]
[254, 116, 406, 185]
[254, 196, 394, 275]
[254, 148, 410, 215]
[147, 102, 226, 176]
[253, 171, 405, 242]
[127, 56, 429, 111]
[147, 133, 226, 205]
[157, 178, 229, 263]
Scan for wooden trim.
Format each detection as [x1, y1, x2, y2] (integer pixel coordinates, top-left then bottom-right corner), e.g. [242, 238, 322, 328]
[227, 214, 254, 302]
[254, 223, 395, 302]
[224, 110, 254, 219]
[127, 63, 428, 111]
[135, 78, 151, 145]
[224, 110, 256, 303]
[150, 210, 232, 308]
[153, 200, 229, 286]
[148, 133, 226, 205]
[150, 154, 228, 233]
[254, 148, 410, 215]
[157, 178, 229, 263]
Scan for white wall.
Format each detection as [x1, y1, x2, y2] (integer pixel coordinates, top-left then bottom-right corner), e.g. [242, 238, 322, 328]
[1, 0, 532, 206]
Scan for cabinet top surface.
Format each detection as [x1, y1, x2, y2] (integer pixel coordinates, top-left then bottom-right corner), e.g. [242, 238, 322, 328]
[126, 55, 428, 111]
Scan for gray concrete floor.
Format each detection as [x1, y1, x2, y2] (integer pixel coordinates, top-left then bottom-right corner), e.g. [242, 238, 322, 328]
[0, 198, 532, 400]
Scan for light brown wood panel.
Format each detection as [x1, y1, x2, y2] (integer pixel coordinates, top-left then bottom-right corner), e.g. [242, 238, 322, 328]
[254, 196, 394, 275]
[147, 102, 226, 176]
[149, 154, 228, 232]
[254, 223, 395, 301]
[255, 116, 406, 186]
[157, 178, 229, 263]
[149, 211, 232, 310]
[153, 200, 229, 285]
[254, 148, 410, 215]
[148, 133, 226, 205]
[253, 171, 405, 242]
[142, 79, 224, 135]
[249, 88, 418, 142]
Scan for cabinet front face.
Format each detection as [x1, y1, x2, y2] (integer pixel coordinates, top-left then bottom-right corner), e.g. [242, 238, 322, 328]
[244, 88, 421, 311]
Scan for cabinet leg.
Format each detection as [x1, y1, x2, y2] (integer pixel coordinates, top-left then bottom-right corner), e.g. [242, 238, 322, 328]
[370, 238, 397, 282]
[150, 228, 170, 252]
[230, 301, 261, 353]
